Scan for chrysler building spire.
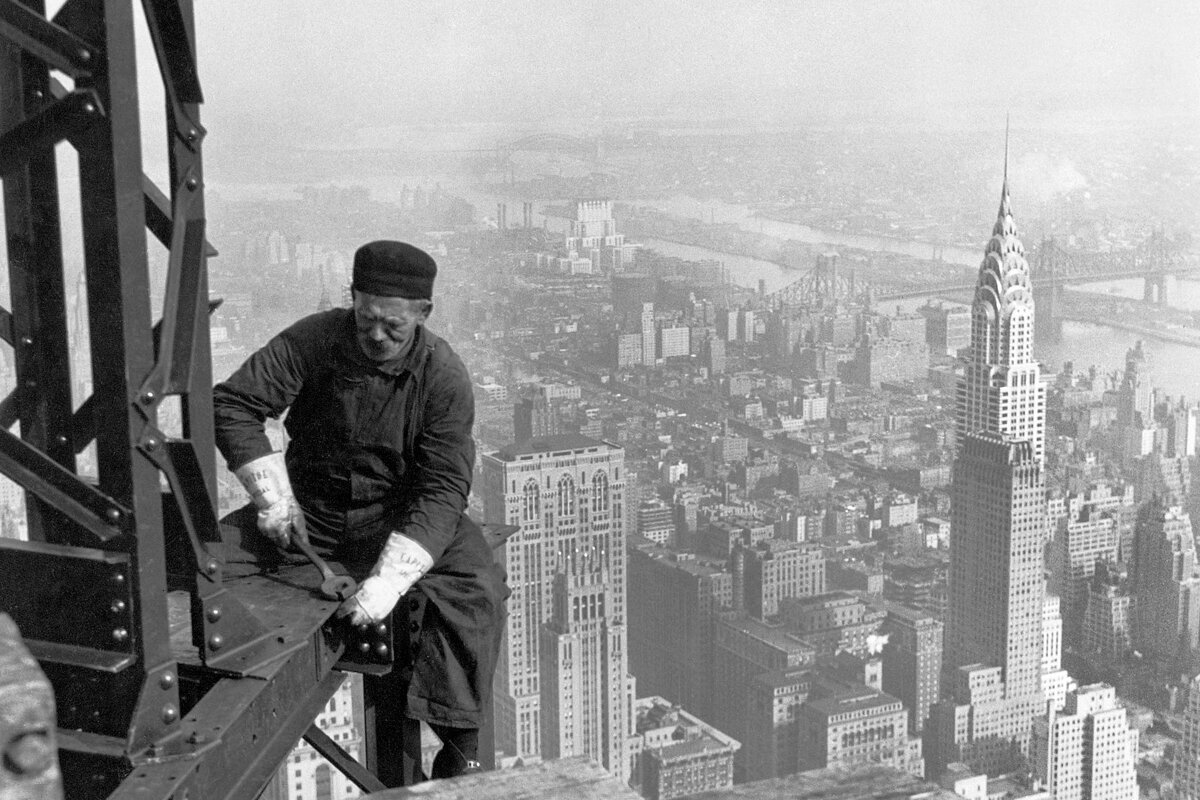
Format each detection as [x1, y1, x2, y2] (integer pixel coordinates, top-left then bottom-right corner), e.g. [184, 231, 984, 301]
[957, 134, 1045, 465]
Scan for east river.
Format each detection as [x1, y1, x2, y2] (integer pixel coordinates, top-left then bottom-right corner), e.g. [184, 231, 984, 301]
[641, 236, 1200, 401]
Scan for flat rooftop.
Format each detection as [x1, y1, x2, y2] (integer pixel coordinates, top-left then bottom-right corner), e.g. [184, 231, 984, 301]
[493, 433, 614, 459]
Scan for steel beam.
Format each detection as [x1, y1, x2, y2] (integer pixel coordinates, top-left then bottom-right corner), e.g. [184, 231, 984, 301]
[302, 724, 388, 794]
[0, 0, 97, 77]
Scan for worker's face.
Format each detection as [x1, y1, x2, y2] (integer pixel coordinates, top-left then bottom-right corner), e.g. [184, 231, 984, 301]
[353, 292, 430, 362]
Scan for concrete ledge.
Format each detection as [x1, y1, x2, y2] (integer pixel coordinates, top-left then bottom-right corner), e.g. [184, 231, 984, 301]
[365, 757, 639, 799]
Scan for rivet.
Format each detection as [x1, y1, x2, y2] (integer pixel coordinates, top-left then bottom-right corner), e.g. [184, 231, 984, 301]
[159, 672, 175, 689]
[78, 49, 91, 62]
[83, 102, 96, 114]
[24, 379, 36, 388]
[186, 128, 198, 141]
[374, 643, 389, 658]
[19, 336, 32, 346]
[55, 434, 68, 445]
[145, 436, 160, 450]
[106, 508, 121, 523]
[112, 628, 129, 643]
[186, 177, 198, 190]
[110, 599, 126, 614]
[112, 571, 125, 584]
[208, 634, 223, 651]
[375, 622, 387, 635]
[141, 390, 156, 405]
[204, 559, 218, 575]
[4, 732, 53, 775]
[358, 641, 370, 654]
[161, 704, 178, 724]
[206, 606, 221, 622]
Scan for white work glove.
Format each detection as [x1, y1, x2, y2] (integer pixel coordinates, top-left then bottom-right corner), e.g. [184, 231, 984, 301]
[233, 452, 307, 548]
[337, 532, 433, 626]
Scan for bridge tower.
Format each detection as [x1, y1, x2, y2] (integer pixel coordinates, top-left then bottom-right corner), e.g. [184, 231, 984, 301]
[1141, 229, 1170, 306]
[1033, 238, 1064, 343]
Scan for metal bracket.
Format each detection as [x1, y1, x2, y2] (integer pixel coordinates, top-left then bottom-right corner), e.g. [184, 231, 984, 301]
[0, 0, 99, 78]
[0, 88, 102, 178]
[0, 428, 129, 541]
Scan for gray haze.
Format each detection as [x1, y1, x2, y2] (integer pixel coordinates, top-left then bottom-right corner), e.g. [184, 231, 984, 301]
[190, 0, 1200, 148]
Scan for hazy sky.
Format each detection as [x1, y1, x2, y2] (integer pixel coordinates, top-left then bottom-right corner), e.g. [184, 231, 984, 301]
[185, 0, 1199, 144]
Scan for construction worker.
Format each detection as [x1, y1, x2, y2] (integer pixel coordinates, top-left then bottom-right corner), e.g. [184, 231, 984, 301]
[213, 240, 507, 780]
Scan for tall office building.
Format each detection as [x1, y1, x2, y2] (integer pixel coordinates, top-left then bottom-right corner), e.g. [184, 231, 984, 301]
[930, 156, 1048, 777]
[880, 604, 943, 734]
[1048, 506, 1118, 643]
[641, 303, 657, 366]
[1031, 684, 1137, 800]
[627, 538, 732, 720]
[1175, 674, 1200, 799]
[480, 435, 635, 780]
[565, 198, 638, 273]
[1132, 499, 1200, 664]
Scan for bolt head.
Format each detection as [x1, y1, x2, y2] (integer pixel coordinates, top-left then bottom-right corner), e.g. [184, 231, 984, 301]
[358, 641, 370, 654]
[206, 606, 222, 622]
[145, 436, 160, 450]
[112, 628, 129, 643]
[374, 643, 389, 658]
[208, 634, 224, 651]
[187, 128, 198, 141]
[106, 508, 121, 523]
[141, 391, 156, 404]
[159, 672, 175, 689]
[161, 704, 179, 724]
[110, 599, 126, 614]
[186, 177, 198, 190]
[375, 622, 387, 635]
[204, 559, 219, 575]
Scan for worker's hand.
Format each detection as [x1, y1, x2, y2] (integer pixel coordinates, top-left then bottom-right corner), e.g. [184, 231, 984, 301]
[234, 452, 305, 549]
[337, 576, 400, 626]
[336, 532, 433, 626]
[257, 499, 307, 549]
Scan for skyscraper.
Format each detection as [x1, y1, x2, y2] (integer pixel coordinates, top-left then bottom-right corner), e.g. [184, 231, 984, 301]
[480, 435, 635, 780]
[929, 151, 1049, 777]
[1132, 499, 1200, 664]
[1031, 683, 1137, 800]
[641, 303, 657, 366]
[1175, 674, 1200, 799]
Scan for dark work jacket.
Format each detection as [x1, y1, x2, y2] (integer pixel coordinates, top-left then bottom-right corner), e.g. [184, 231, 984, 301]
[213, 309, 507, 728]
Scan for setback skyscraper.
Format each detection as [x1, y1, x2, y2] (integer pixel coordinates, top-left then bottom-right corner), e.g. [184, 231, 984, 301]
[928, 152, 1049, 777]
[481, 435, 635, 780]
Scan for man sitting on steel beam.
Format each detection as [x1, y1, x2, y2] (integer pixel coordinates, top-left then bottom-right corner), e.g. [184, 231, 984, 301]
[213, 240, 508, 780]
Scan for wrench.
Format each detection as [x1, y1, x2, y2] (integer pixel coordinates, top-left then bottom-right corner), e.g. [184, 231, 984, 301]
[292, 535, 357, 601]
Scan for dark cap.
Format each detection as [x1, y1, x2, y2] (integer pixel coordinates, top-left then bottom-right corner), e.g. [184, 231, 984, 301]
[351, 240, 437, 299]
